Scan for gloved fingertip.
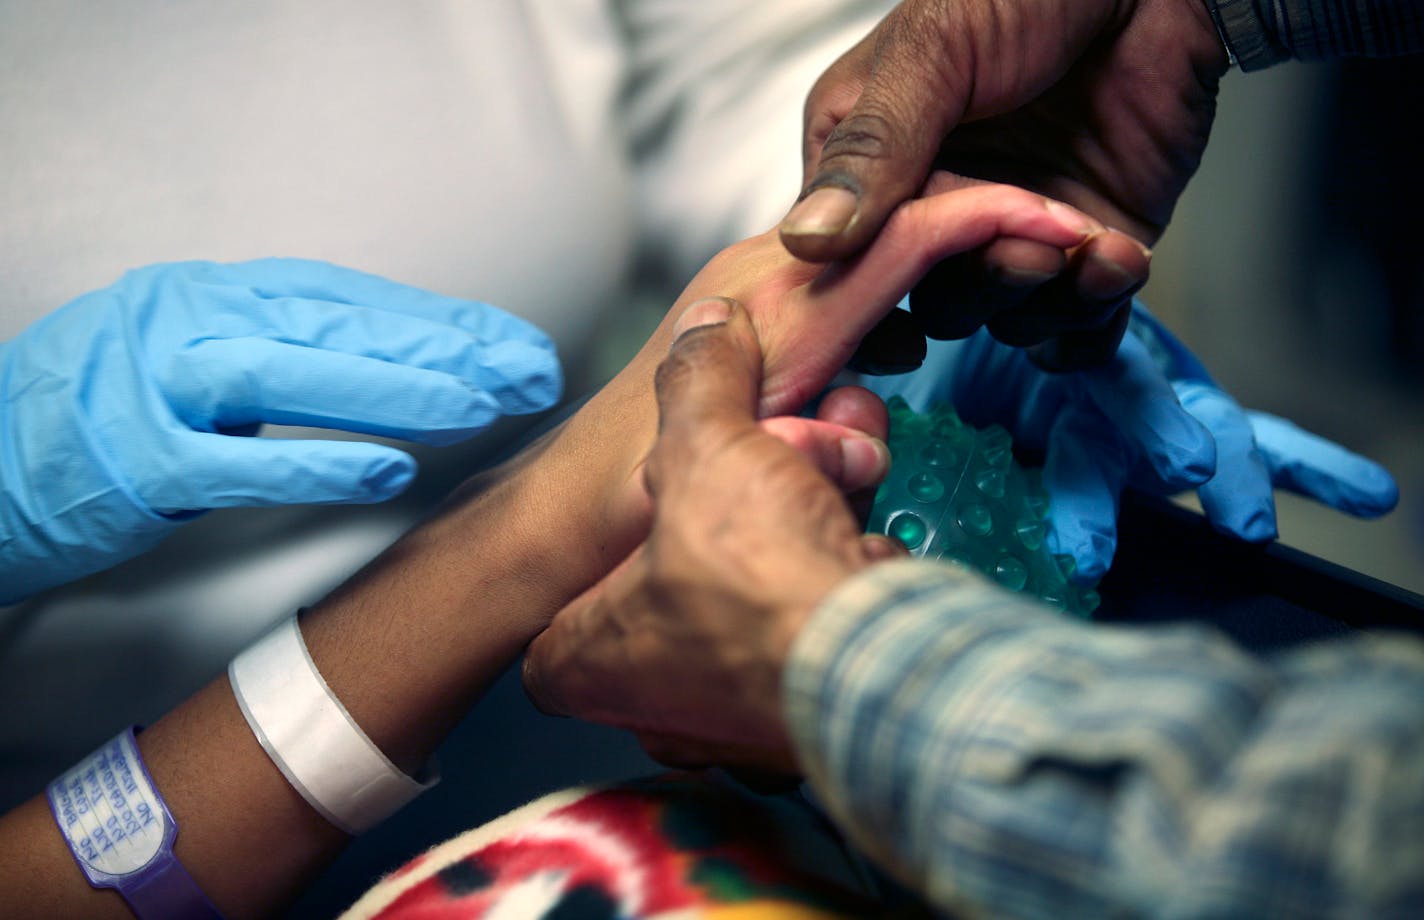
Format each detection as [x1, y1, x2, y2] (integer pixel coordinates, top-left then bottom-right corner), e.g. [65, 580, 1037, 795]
[515, 360, 564, 413]
[1146, 415, 1216, 490]
[1071, 534, 1114, 583]
[1213, 502, 1278, 543]
[1347, 467, 1401, 518]
[471, 343, 564, 415]
[1046, 521, 1114, 583]
[1154, 452, 1214, 492]
[356, 455, 417, 502]
[423, 416, 495, 447]
[486, 381, 562, 416]
[1178, 430, 1217, 485]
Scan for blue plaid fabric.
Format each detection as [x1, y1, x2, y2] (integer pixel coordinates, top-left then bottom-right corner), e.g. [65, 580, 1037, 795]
[786, 559, 1424, 918]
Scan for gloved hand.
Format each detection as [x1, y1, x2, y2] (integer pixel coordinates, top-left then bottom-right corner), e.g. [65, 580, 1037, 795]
[0, 259, 562, 603]
[863, 300, 1398, 582]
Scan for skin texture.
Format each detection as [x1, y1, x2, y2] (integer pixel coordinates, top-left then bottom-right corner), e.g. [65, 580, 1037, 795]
[781, 0, 1232, 369]
[0, 177, 1101, 918]
[524, 301, 903, 772]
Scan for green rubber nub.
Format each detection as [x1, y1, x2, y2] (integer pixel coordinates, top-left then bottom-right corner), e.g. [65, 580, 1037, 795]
[865, 397, 1101, 618]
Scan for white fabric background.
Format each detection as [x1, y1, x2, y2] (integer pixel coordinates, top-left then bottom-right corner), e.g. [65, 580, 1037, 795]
[0, 0, 891, 804]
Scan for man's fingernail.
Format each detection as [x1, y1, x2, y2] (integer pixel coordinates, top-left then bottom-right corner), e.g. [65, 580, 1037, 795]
[1105, 226, 1154, 261]
[1083, 252, 1140, 301]
[840, 436, 890, 491]
[781, 187, 858, 238]
[672, 296, 735, 341]
[1044, 199, 1102, 238]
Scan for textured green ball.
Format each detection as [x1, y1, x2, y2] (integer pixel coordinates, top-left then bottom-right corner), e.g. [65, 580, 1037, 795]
[866, 397, 1100, 618]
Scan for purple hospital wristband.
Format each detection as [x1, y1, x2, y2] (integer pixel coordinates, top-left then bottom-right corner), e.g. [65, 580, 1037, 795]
[47, 726, 223, 919]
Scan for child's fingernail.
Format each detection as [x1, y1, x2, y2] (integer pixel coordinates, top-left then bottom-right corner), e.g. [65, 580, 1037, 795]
[994, 265, 1059, 287]
[840, 436, 891, 491]
[1044, 199, 1102, 238]
[672, 296, 735, 342]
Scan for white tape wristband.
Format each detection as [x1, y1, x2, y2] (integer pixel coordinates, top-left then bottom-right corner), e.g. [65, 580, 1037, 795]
[228, 615, 438, 835]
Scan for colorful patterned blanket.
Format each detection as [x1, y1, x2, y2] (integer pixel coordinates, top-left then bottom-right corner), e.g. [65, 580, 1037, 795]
[341, 772, 923, 919]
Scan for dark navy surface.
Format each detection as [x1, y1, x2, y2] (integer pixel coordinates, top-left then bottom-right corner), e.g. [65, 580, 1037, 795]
[1097, 491, 1424, 647]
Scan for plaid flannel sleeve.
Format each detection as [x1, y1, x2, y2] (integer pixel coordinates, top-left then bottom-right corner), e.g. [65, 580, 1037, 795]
[1207, 0, 1424, 70]
[785, 559, 1424, 918]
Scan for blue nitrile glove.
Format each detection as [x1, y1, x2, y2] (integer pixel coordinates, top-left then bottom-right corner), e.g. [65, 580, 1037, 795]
[0, 259, 562, 603]
[863, 299, 1398, 582]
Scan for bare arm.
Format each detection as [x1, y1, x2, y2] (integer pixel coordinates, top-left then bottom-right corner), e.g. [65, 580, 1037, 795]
[0, 416, 638, 917]
[0, 175, 1104, 918]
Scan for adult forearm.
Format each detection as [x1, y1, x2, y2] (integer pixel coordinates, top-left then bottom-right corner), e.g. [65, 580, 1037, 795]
[786, 559, 1424, 917]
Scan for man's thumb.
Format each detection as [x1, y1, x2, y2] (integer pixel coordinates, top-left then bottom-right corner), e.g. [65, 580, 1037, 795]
[781, 15, 967, 262]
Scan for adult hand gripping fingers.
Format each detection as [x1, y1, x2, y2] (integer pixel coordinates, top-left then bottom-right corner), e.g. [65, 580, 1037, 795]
[688, 172, 1123, 420]
[843, 175, 1150, 376]
[0, 258, 561, 603]
[754, 171, 1119, 413]
[783, 0, 1231, 369]
[524, 299, 891, 771]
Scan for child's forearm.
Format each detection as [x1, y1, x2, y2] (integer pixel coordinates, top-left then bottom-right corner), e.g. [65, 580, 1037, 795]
[0, 408, 654, 919]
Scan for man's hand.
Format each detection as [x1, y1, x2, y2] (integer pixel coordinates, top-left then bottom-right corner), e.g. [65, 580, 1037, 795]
[538, 174, 1105, 586]
[781, 0, 1232, 368]
[524, 298, 898, 772]
[679, 171, 1106, 416]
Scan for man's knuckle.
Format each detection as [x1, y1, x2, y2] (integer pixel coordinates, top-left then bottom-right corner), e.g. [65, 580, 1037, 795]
[818, 113, 897, 167]
[521, 650, 562, 714]
[655, 341, 710, 399]
[642, 572, 685, 619]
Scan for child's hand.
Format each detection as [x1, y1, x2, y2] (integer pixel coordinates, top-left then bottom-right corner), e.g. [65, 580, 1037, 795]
[670, 172, 1103, 419]
[515, 175, 1107, 609]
